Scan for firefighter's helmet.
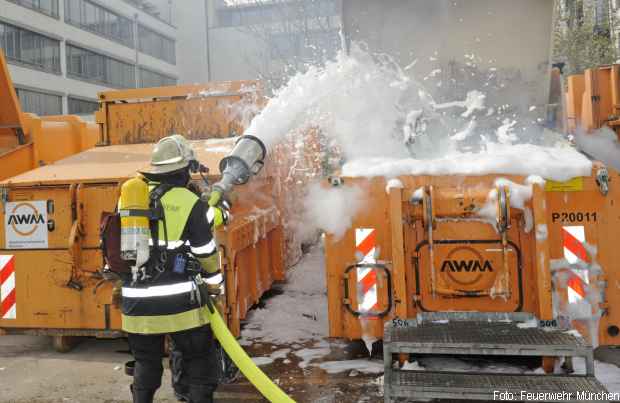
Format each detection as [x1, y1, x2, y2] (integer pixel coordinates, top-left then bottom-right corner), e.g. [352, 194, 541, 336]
[147, 134, 196, 174]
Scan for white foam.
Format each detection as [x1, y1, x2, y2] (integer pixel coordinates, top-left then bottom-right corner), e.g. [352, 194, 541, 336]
[432, 90, 486, 118]
[411, 187, 425, 202]
[575, 127, 620, 172]
[240, 246, 328, 345]
[301, 182, 365, 240]
[401, 361, 426, 371]
[294, 346, 331, 369]
[342, 143, 591, 181]
[318, 359, 384, 374]
[517, 319, 538, 329]
[497, 119, 518, 145]
[535, 224, 548, 241]
[385, 179, 404, 194]
[450, 119, 477, 141]
[244, 45, 410, 160]
[237, 43, 595, 253]
[251, 357, 275, 366]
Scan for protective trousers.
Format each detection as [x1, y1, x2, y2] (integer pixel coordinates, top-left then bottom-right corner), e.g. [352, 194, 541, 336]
[127, 325, 219, 403]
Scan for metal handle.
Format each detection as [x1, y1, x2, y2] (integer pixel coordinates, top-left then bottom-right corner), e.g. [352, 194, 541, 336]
[343, 263, 393, 318]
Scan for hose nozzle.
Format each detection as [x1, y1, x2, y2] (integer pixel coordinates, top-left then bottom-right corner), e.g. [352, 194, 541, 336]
[213, 135, 267, 194]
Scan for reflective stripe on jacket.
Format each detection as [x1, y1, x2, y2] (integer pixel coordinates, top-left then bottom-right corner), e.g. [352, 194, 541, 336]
[121, 185, 216, 334]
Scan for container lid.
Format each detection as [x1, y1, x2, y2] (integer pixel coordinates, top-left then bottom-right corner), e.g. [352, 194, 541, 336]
[1, 139, 236, 187]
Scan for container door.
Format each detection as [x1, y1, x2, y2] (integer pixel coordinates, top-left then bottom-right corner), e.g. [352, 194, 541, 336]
[406, 208, 525, 313]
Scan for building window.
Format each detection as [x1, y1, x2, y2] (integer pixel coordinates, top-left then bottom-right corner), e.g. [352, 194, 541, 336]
[270, 29, 340, 61]
[570, 0, 585, 27]
[270, 32, 299, 59]
[215, 0, 338, 27]
[216, 4, 276, 27]
[124, 0, 173, 25]
[139, 67, 176, 88]
[0, 22, 61, 73]
[301, 28, 340, 59]
[138, 25, 176, 64]
[68, 97, 99, 114]
[15, 88, 62, 116]
[66, 44, 135, 88]
[64, 0, 134, 48]
[7, 0, 59, 18]
[595, 0, 611, 31]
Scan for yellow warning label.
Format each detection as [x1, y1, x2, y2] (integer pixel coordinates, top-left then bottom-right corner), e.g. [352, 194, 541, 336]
[545, 177, 584, 192]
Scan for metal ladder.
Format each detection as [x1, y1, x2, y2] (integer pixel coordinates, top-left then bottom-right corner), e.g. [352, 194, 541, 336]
[383, 312, 609, 402]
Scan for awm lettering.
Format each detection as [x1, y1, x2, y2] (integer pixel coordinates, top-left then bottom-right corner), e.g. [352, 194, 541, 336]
[440, 260, 494, 272]
[8, 213, 45, 226]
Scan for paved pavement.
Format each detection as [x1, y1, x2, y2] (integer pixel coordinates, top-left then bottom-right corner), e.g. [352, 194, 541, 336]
[2, 334, 620, 402]
[595, 346, 620, 367]
[0, 334, 381, 403]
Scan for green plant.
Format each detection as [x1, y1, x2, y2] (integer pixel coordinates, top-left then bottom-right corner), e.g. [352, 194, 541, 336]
[553, 0, 617, 75]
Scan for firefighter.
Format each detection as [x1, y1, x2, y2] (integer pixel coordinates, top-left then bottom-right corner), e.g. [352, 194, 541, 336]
[121, 134, 228, 403]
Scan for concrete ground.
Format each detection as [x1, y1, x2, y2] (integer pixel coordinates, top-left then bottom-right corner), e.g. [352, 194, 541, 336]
[596, 346, 620, 367]
[0, 334, 382, 403]
[2, 334, 620, 403]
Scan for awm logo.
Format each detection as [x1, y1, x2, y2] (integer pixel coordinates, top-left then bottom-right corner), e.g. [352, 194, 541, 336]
[440, 259, 494, 273]
[8, 202, 45, 237]
[8, 213, 45, 226]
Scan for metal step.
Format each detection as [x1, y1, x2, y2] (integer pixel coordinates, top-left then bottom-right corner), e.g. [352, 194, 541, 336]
[383, 314, 605, 402]
[387, 370, 610, 402]
[386, 320, 591, 358]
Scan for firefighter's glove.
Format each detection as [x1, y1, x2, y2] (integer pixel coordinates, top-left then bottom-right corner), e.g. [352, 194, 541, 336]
[207, 200, 230, 230]
[199, 254, 220, 275]
[111, 280, 123, 309]
[207, 190, 222, 207]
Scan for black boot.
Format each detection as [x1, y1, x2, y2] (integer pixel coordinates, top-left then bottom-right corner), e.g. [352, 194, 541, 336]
[170, 348, 189, 401]
[174, 387, 189, 402]
[188, 384, 215, 403]
[131, 384, 157, 403]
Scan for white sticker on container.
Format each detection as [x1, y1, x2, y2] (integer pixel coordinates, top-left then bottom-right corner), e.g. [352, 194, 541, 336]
[4, 201, 48, 249]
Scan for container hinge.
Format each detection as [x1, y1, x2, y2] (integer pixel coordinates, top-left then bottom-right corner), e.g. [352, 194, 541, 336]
[596, 167, 609, 196]
[15, 127, 26, 145]
[68, 184, 84, 289]
[599, 301, 610, 317]
[497, 185, 511, 233]
[0, 186, 8, 213]
[67, 280, 83, 291]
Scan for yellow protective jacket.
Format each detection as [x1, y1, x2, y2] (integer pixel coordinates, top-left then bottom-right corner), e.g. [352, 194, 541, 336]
[121, 185, 218, 334]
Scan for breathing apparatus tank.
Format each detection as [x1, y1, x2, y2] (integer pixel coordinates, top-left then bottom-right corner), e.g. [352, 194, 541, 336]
[119, 176, 151, 281]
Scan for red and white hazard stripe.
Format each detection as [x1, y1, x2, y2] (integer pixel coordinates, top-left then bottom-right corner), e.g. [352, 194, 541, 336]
[0, 255, 16, 320]
[355, 228, 379, 313]
[562, 226, 589, 304]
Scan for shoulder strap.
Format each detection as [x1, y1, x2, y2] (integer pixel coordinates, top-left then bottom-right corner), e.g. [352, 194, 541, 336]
[150, 183, 175, 205]
[144, 183, 177, 281]
[149, 183, 175, 249]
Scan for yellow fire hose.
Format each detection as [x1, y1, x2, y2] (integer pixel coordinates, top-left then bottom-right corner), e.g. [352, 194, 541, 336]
[205, 297, 296, 403]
